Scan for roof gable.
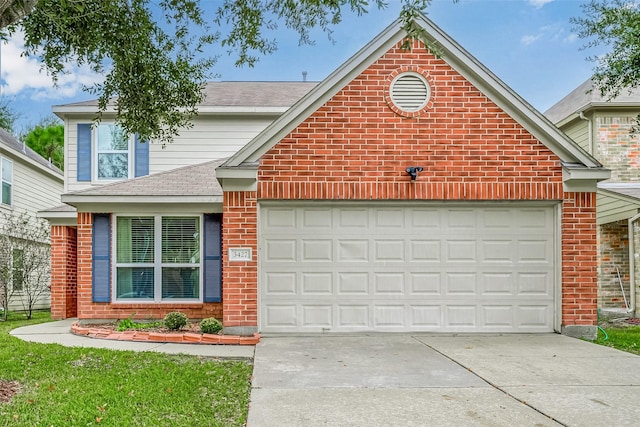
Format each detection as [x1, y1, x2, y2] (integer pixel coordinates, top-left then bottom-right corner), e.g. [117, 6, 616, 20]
[218, 14, 602, 176]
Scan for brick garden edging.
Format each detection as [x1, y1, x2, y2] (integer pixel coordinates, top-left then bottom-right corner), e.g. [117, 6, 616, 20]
[70, 322, 260, 345]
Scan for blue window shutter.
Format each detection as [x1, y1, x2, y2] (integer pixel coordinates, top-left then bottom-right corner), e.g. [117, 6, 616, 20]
[92, 214, 111, 303]
[134, 133, 149, 177]
[203, 214, 222, 302]
[77, 124, 92, 181]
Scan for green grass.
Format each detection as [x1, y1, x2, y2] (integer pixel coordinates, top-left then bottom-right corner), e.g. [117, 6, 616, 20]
[595, 324, 640, 356]
[0, 311, 252, 426]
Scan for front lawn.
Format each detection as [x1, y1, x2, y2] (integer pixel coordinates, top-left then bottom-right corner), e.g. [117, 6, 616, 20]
[0, 311, 252, 426]
[596, 323, 640, 356]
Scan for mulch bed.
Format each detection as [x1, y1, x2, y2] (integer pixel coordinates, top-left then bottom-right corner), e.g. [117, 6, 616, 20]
[0, 380, 22, 403]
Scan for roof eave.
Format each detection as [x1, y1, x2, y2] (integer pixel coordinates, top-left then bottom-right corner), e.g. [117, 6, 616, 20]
[562, 164, 611, 192]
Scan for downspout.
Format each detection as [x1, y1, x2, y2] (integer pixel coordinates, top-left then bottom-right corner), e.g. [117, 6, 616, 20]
[628, 212, 640, 315]
[579, 111, 594, 155]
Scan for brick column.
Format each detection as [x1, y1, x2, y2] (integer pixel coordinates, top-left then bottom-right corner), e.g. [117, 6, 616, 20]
[50, 225, 77, 319]
[222, 191, 258, 336]
[562, 191, 598, 339]
[76, 213, 94, 319]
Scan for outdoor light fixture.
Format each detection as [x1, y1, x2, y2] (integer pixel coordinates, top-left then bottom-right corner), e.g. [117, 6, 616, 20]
[406, 166, 423, 180]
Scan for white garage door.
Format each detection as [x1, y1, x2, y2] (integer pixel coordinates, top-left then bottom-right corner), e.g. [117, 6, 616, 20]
[259, 203, 557, 333]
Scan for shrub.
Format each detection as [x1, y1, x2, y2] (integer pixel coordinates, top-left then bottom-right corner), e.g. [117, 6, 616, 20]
[200, 317, 223, 334]
[164, 311, 188, 330]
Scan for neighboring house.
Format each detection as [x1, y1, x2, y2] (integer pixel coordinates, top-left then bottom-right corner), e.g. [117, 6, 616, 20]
[42, 15, 609, 339]
[546, 79, 640, 318]
[0, 128, 64, 311]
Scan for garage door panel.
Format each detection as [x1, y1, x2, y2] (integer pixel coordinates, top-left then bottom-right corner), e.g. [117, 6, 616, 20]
[301, 273, 332, 294]
[266, 240, 297, 261]
[410, 272, 441, 294]
[265, 272, 296, 294]
[374, 240, 405, 261]
[260, 204, 557, 333]
[338, 240, 369, 261]
[410, 240, 441, 261]
[338, 272, 369, 294]
[373, 273, 405, 294]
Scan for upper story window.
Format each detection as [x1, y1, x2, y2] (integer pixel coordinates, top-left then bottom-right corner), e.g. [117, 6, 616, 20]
[1, 157, 12, 206]
[95, 124, 132, 181]
[76, 123, 149, 183]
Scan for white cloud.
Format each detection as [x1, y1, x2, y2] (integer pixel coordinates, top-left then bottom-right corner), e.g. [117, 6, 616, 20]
[521, 23, 570, 46]
[529, 0, 554, 9]
[564, 33, 579, 44]
[521, 34, 541, 46]
[1, 31, 103, 100]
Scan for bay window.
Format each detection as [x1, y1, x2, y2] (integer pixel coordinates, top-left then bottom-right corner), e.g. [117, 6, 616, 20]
[115, 215, 201, 301]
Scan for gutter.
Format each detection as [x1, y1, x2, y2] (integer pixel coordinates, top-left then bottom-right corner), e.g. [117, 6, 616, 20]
[578, 111, 594, 156]
[628, 212, 640, 315]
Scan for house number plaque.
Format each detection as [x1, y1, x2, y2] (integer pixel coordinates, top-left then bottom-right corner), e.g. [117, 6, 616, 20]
[228, 248, 252, 262]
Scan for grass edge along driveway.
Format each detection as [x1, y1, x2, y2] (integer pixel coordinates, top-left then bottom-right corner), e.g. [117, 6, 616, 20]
[0, 312, 252, 426]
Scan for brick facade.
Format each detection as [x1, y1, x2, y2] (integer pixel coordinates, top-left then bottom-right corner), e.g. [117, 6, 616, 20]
[562, 192, 598, 326]
[70, 212, 222, 321]
[50, 225, 77, 319]
[222, 192, 258, 330]
[593, 115, 638, 312]
[53, 38, 601, 332]
[598, 220, 630, 309]
[596, 116, 640, 182]
[243, 40, 596, 329]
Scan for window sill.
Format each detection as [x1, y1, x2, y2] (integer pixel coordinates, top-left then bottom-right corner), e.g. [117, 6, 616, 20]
[109, 302, 209, 309]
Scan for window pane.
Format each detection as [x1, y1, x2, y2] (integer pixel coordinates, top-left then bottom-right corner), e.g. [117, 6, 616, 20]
[117, 267, 154, 299]
[117, 217, 154, 263]
[162, 267, 199, 299]
[1, 182, 10, 205]
[97, 124, 128, 150]
[98, 153, 128, 179]
[162, 217, 200, 263]
[1, 158, 11, 182]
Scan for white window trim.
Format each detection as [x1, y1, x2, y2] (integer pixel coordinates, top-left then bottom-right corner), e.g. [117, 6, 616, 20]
[112, 214, 204, 303]
[92, 123, 134, 183]
[1, 157, 13, 207]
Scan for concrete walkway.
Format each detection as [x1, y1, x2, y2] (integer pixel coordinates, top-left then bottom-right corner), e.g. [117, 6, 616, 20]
[248, 334, 640, 427]
[10, 318, 254, 359]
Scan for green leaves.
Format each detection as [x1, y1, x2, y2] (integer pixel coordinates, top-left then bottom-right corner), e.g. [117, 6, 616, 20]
[10, 0, 436, 145]
[572, 0, 640, 98]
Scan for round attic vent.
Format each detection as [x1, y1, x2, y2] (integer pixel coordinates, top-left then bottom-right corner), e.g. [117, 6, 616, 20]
[389, 72, 431, 112]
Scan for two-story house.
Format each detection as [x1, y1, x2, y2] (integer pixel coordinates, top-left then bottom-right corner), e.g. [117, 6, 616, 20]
[546, 80, 640, 318]
[43, 15, 609, 339]
[0, 128, 64, 312]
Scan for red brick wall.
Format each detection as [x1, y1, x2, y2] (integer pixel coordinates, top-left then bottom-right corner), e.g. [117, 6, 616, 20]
[222, 192, 258, 328]
[562, 192, 598, 326]
[50, 225, 77, 319]
[75, 213, 222, 321]
[220, 39, 597, 329]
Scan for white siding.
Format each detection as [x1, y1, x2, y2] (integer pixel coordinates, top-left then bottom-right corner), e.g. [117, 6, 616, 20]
[562, 121, 590, 153]
[597, 192, 640, 225]
[0, 144, 62, 313]
[65, 114, 278, 192]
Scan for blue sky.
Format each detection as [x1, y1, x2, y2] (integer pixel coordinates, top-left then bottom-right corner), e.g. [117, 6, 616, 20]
[1, 0, 597, 133]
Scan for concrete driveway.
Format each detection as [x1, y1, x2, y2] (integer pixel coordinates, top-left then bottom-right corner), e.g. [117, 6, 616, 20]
[248, 334, 640, 426]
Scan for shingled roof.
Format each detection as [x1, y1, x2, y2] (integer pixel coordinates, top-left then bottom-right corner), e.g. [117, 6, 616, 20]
[54, 81, 317, 111]
[0, 128, 63, 176]
[545, 78, 640, 124]
[62, 159, 225, 204]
